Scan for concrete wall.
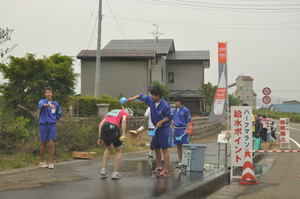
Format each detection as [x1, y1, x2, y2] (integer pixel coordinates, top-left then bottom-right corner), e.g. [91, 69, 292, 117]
[166, 62, 205, 91]
[80, 60, 96, 96]
[150, 56, 166, 85]
[80, 60, 149, 97]
[127, 116, 223, 139]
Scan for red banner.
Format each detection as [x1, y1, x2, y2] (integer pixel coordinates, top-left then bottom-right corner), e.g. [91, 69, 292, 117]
[218, 42, 227, 63]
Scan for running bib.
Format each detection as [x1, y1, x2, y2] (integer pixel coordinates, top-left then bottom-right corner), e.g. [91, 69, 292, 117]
[107, 109, 121, 117]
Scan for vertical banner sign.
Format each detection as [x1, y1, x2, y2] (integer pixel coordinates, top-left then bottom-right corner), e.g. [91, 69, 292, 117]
[280, 118, 290, 148]
[231, 106, 244, 167]
[231, 106, 252, 167]
[210, 42, 228, 123]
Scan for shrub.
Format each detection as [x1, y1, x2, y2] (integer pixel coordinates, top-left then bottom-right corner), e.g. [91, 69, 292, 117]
[0, 110, 32, 153]
[56, 118, 100, 151]
[254, 110, 300, 123]
[68, 95, 147, 117]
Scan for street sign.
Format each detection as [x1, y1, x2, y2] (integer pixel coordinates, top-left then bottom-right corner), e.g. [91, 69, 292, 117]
[262, 87, 272, 96]
[280, 118, 291, 149]
[230, 106, 253, 167]
[262, 95, 271, 104]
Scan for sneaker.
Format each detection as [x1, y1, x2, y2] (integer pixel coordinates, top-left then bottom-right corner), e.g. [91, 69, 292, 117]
[111, 171, 122, 180]
[100, 168, 107, 179]
[48, 163, 54, 169]
[176, 162, 183, 169]
[39, 162, 48, 168]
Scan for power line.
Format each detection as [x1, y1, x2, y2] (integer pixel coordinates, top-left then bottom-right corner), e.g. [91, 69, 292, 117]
[79, 0, 98, 50]
[135, 0, 300, 13]
[104, 0, 128, 39]
[103, 15, 300, 30]
[161, 0, 300, 7]
[87, 16, 98, 49]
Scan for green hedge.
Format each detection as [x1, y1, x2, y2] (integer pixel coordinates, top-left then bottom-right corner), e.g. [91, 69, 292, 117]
[254, 110, 300, 123]
[68, 95, 147, 117]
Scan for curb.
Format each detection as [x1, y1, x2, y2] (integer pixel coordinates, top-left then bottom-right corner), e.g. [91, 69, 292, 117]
[162, 171, 230, 199]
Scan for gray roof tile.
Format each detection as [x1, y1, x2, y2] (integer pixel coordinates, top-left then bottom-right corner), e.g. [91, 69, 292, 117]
[103, 39, 175, 54]
[166, 51, 210, 61]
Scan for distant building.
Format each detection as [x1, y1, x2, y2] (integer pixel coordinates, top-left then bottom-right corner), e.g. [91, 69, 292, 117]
[282, 100, 300, 105]
[235, 75, 257, 109]
[269, 104, 300, 114]
[77, 39, 210, 114]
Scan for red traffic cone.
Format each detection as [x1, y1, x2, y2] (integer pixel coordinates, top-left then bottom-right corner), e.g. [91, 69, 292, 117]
[239, 150, 259, 185]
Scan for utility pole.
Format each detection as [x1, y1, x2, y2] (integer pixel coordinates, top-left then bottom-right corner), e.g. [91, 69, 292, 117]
[95, 0, 102, 97]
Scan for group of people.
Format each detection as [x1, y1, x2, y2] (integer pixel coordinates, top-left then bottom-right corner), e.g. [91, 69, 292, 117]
[37, 86, 193, 180]
[98, 85, 193, 179]
[254, 114, 277, 142]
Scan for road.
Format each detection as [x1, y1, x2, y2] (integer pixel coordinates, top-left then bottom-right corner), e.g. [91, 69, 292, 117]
[0, 136, 227, 199]
[206, 121, 300, 199]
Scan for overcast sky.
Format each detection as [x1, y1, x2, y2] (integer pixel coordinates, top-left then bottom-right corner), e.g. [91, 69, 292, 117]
[1, 0, 300, 105]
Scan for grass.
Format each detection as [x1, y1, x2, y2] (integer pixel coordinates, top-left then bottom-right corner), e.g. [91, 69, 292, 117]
[254, 110, 300, 123]
[0, 143, 149, 171]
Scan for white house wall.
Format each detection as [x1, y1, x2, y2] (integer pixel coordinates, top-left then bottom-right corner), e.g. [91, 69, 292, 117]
[81, 60, 149, 97]
[166, 62, 205, 91]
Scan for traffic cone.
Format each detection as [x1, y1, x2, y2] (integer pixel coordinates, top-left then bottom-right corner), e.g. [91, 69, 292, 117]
[239, 150, 259, 185]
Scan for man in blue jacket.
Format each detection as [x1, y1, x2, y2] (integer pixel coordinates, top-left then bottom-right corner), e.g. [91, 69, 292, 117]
[127, 86, 173, 177]
[38, 88, 62, 169]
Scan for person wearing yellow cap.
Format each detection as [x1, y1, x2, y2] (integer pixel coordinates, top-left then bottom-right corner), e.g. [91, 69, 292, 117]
[98, 108, 132, 180]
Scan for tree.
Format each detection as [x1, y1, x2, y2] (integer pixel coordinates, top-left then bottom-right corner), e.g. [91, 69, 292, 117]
[229, 94, 242, 107]
[199, 82, 217, 112]
[0, 53, 77, 118]
[151, 81, 170, 100]
[0, 27, 17, 61]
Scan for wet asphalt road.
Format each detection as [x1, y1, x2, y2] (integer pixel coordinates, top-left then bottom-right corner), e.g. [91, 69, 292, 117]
[206, 121, 300, 199]
[0, 141, 226, 199]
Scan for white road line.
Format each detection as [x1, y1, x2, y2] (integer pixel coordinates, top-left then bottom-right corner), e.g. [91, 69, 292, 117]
[290, 127, 300, 131]
[275, 132, 300, 149]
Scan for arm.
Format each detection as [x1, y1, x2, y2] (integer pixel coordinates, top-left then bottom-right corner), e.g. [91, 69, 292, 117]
[156, 117, 169, 128]
[38, 100, 48, 110]
[121, 115, 127, 137]
[56, 103, 62, 120]
[185, 110, 192, 133]
[128, 94, 151, 106]
[157, 105, 173, 128]
[97, 119, 105, 145]
[127, 95, 140, 102]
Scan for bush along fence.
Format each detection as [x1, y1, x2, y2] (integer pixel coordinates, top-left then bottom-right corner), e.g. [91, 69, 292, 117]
[68, 95, 147, 117]
[254, 110, 300, 123]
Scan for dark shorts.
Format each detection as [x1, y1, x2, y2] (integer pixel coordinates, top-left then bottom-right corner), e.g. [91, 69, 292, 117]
[39, 123, 57, 142]
[101, 122, 122, 148]
[151, 126, 172, 150]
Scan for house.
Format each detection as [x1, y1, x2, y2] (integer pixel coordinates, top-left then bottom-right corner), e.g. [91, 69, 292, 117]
[77, 39, 210, 113]
[269, 104, 300, 114]
[234, 75, 257, 109]
[282, 100, 300, 105]
[170, 89, 206, 115]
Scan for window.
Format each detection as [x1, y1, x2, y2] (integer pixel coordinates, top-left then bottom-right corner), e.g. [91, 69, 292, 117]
[168, 72, 174, 84]
[161, 69, 164, 81]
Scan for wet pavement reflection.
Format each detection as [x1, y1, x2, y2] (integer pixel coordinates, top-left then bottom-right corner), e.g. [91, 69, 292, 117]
[0, 143, 227, 199]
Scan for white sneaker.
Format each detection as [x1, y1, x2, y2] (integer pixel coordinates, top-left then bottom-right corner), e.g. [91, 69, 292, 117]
[39, 162, 48, 168]
[100, 168, 107, 179]
[111, 171, 122, 180]
[48, 163, 54, 169]
[176, 162, 183, 169]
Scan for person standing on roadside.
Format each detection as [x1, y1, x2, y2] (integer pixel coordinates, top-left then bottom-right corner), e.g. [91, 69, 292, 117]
[38, 88, 62, 169]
